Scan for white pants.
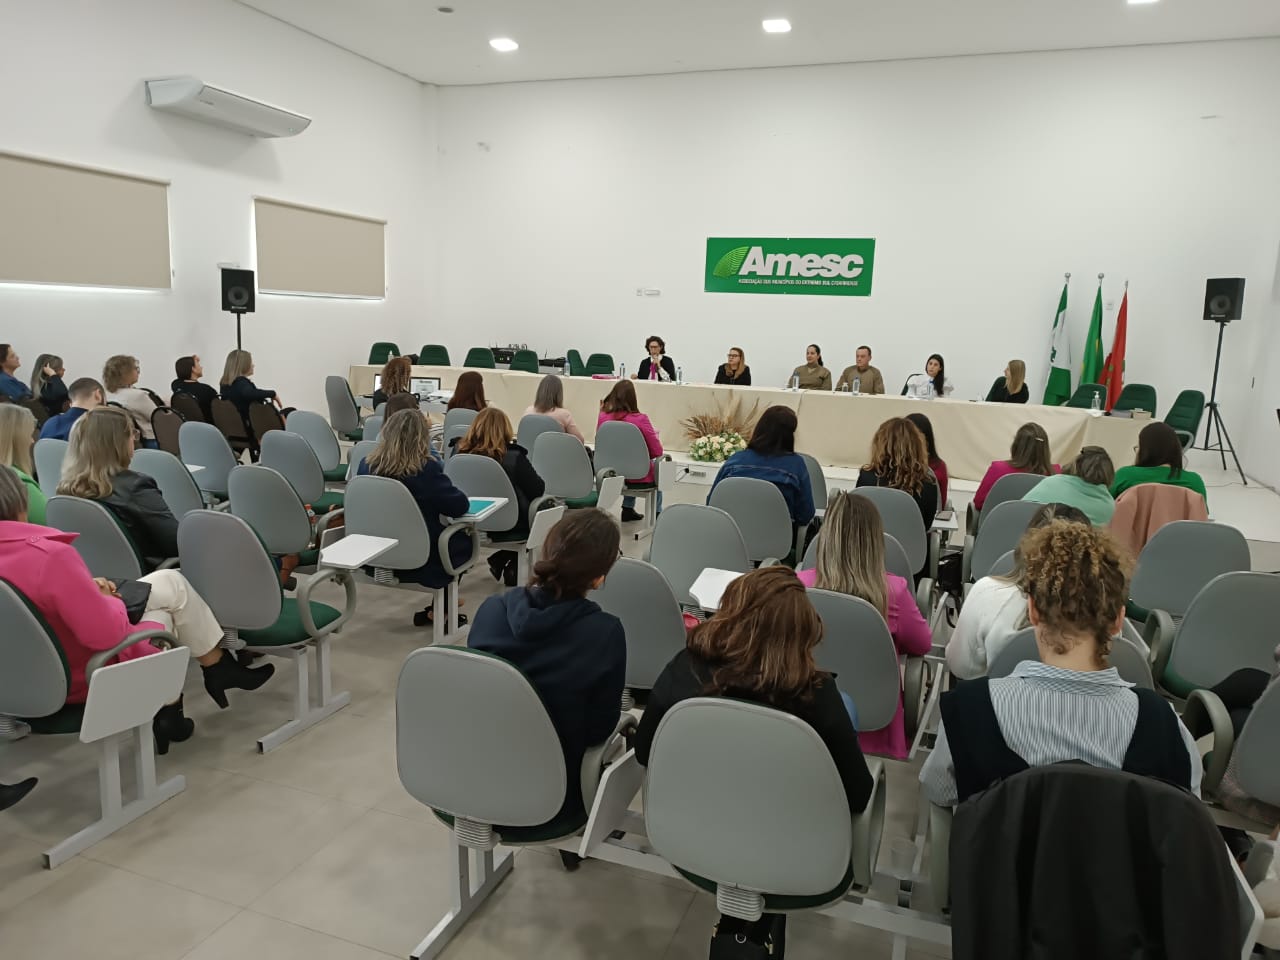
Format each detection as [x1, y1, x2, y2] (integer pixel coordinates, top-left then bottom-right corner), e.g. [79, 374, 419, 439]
[138, 570, 222, 659]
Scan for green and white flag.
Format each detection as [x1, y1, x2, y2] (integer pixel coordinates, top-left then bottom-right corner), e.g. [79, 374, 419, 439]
[1080, 281, 1105, 386]
[1043, 279, 1072, 405]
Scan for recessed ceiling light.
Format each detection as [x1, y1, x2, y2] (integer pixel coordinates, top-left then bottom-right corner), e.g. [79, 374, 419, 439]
[762, 18, 792, 33]
[489, 37, 519, 52]
[1127, 0, 1159, 5]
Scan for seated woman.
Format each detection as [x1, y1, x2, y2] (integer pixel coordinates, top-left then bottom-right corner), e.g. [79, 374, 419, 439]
[1112, 421, 1208, 505]
[446, 371, 488, 413]
[57, 407, 179, 572]
[903, 353, 953, 398]
[905, 411, 948, 505]
[524, 374, 585, 441]
[170, 355, 218, 421]
[597, 380, 663, 523]
[0, 404, 45, 524]
[0, 465, 273, 750]
[708, 404, 814, 532]
[372, 356, 412, 410]
[986, 359, 1029, 404]
[797, 491, 932, 758]
[634, 335, 676, 382]
[30, 354, 68, 418]
[1023, 445, 1117, 525]
[635, 567, 874, 956]
[0, 344, 32, 401]
[714, 346, 751, 385]
[219, 349, 288, 437]
[972, 422, 1057, 513]
[856, 417, 939, 531]
[468, 509, 625, 824]
[103, 354, 161, 449]
[924, 520, 1200, 807]
[357, 409, 473, 628]
[789, 343, 831, 390]
[946, 503, 1090, 680]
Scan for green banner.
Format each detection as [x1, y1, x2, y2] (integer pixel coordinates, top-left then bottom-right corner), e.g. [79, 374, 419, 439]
[704, 237, 876, 296]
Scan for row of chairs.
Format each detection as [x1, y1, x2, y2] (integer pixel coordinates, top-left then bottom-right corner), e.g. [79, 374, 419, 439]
[366, 342, 617, 376]
[1056, 381, 1204, 447]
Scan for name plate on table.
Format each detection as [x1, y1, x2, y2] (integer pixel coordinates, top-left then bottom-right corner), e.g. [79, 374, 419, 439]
[705, 237, 876, 297]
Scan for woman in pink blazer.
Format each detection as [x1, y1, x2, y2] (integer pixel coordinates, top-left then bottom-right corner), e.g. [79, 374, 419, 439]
[797, 490, 932, 759]
[972, 422, 1059, 513]
[596, 379, 663, 523]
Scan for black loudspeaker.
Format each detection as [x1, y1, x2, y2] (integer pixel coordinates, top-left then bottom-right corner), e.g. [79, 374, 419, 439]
[1203, 277, 1245, 322]
[221, 268, 256, 314]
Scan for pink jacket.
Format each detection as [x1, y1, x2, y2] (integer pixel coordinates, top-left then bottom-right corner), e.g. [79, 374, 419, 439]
[523, 404, 585, 443]
[972, 460, 1062, 512]
[0, 521, 162, 705]
[796, 569, 932, 758]
[597, 411, 663, 483]
[1110, 483, 1209, 557]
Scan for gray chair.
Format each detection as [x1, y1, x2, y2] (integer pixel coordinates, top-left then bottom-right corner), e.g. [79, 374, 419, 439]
[591, 558, 687, 704]
[1131, 520, 1251, 621]
[443, 408, 479, 436]
[799, 529, 926, 616]
[445, 452, 561, 582]
[130, 448, 204, 518]
[516, 413, 563, 454]
[33, 437, 68, 497]
[228, 464, 342, 564]
[177, 509, 358, 752]
[178, 421, 238, 499]
[985, 549, 1016, 580]
[362, 414, 385, 445]
[324, 375, 363, 441]
[988, 626, 1155, 689]
[0, 579, 188, 868]
[962, 499, 1041, 591]
[533, 431, 601, 504]
[708, 476, 800, 565]
[345, 439, 378, 481]
[798, 452, 828, 514]
[286, 410, 348, 483]
[260, 430, 343, 512]
[440, 409, 479, 461]
[595, 419, 667, 539]
[45, 495, 148, 579]
[649, 504, 751, 606]
[966, 470, 1045, 534]
[644, 698, 886, 917]
[1187, 677, 1280, 822]
[852, 485, 938, 583]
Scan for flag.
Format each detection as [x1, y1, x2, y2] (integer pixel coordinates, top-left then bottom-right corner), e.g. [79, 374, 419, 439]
[1043, 280, 1072, 405]
[1080, 281, 1105, 386]
[1101, 289, 1128, 410]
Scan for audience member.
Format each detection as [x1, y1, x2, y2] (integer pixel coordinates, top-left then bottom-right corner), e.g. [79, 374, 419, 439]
[789, 343, 831, 390]
[170, 355, 218, 421]
[219, 349, 288, 437]
[30, 354, 68, 417]
[597, 379, 663, 523]
[924, 520, 1200, 806]
[986, 359, 1029, 403]
[634, 335, 676, 382]
[708, 404, 815, 532]
[1112, 421, 1208, 505]
[39, 377, 104, 441]
[524, 374, 585, 441]
[905, 411, 948, 504]
[372, 356, 412, 409]
[903, 353, 953, 398]
[0, 404, 45, 524]
[971, 422, 1057, 513]
[857, 417, 940, 532]
[635, 566, 874, 957]
[0, 344, 32, 401]
[102, 354, 161, 448]
[446, 371, 488, 412]
[713, 346, 751, 385]
[1023, 445, 1117, 525]
[835, 345, 885, 394]
[797, 490, 932, 758]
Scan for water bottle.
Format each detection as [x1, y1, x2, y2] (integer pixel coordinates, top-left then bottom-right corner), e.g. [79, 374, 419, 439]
[618, 362, 626, 380]
[852, 376, 861, 395]
[1090, 392, 1101, 412]
[790, 375, 800, 392]
[563, 359, 570, 377]
[675, 365, 683, 384]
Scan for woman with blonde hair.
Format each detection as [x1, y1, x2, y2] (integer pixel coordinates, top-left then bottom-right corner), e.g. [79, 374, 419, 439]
[219, 349, 287, 438]
[635, 566, 874, 955]
[456, 407, 546, 585]
[30, 353, 68, 417]
[986, 359, 1029, 404]
[1024, 445, 1118, 526]
[372, 356, 412, 409]
[856, 417, 939, 529]
[714, 346, 751, 385]
[0, 404, 45, 524]
[102, 354, 160, 447]
[972, 421, 1059, 513]
[523, 374, 584, 441]
[797, 490, 932, 758]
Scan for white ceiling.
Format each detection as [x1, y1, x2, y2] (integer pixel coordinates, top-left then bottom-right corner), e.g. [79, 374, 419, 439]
[238, 0, 1280, 86]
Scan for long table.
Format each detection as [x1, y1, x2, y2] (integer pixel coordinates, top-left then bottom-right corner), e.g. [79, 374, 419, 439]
[347, 365, 1146, 482]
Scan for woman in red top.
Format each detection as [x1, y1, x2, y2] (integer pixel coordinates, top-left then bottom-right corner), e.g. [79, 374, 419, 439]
[972, 422, 1059, 513]
[596, 380, 663, 523]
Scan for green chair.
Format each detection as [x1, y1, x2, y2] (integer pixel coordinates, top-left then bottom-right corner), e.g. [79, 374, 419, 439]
[584, 353, 615, 376]
[509, 349, 539, 374]
[1164, 389, 1205, 449]
[1065, 383, 1106, 409]
[463, 347, 496, 369]
[419, 344, 451, 366]
[1113, 383, 1158, 415]
[565, 350, 586, 377]
[368, 342, 401, 365]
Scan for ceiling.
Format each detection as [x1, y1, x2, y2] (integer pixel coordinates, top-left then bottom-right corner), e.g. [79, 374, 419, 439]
[237, 0, 1280, 86]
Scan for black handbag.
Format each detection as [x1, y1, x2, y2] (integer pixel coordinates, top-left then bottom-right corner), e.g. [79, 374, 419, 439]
[108, 578, 153, 624]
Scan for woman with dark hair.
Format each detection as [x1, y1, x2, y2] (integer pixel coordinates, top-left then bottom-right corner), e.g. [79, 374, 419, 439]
[372, 356, 412, 409]
[1024, 445, 1117, 525]
[597, 380, 663, 523]
[30, 353, 68, 417]
[1111, 421, 1208, 504]
[635, 566, 874, 956]
[446, 371, 488, 413]
[171, 355, 218, 421]
[857, 417, 940, 530]
[789, 344, 831, 390]
[904, 411, 948, 505]
[972, 422, 1059, 513]
[0, 344, 32, 401]
[708, 404, 815, 527]
[468, 509, 625, 823]
[635, 335, 676, 382]
[904, 353, 953, 398]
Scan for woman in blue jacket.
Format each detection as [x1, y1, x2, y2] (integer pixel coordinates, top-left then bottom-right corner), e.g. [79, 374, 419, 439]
[708, 404, 815, 526]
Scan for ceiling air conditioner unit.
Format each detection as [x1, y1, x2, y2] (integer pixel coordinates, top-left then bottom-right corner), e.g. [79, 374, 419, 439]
[143, 77, 310, 138]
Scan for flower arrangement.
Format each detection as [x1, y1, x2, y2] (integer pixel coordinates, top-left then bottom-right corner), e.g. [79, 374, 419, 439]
[689, 431, 747, 463]
[681, 395, 759, 463]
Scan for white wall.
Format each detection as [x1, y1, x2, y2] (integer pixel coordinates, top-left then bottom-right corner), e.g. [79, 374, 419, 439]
[436, 39, 1280, 466]
[1, 0, 436, 415]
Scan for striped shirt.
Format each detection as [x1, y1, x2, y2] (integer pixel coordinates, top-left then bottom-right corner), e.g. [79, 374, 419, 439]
[920, 661, 1201, 807]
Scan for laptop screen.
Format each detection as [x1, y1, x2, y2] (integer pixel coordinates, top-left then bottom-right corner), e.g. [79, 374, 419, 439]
[411, 377, 441, 396]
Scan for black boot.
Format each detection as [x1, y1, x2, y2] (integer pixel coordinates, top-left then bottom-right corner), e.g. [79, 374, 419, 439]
[202, 650, 275, 709]
[0, 777, 38, 812]
[153, 696, 195, 755]
[487, 554, 506, 582]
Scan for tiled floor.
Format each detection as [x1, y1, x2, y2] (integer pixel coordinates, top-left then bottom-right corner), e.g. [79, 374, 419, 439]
[2, 457, 1277, 960]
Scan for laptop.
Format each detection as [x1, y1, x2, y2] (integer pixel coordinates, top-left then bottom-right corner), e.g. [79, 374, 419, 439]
[411, 377, 441, 398]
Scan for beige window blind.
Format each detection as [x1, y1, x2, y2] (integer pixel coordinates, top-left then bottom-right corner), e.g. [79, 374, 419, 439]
[0, 152, 171, 289]
[254, 198, 385, 298]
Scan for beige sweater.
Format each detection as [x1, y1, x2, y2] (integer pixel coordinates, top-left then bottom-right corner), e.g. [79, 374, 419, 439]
[790, 363, 831, 390]
[835, 364, 885, 394]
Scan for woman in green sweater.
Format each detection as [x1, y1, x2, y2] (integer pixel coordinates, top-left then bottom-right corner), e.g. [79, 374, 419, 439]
[1023, 446, 1117, 526]
[1112, 422, 1208, 505]
[0, 405, 46, 525]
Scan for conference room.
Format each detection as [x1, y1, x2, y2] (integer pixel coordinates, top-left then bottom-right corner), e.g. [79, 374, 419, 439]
[2, 1, 1280, 958]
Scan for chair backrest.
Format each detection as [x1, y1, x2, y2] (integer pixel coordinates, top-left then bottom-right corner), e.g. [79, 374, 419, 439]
[362, 414, 384, 444]
[248, 403, 285, 440]
[1130, 520, 1250, 618]
[22, 397, 50, 426]
[228, 464, 313, 555]
[798, 452, 828, 512]
[584, 353, 615, 376]
[0, 579, 71, 719]
[594, 420, 652, 481]
[649, 504, 751, 605]
[1163, 389, 1205, 448]
[985, 549, 1016, 580]
[418, 344, 450, 365]
[532, 431, 594, 499]
[1113, 383, 1157, 414]
[591, 558, 687, 690]
[285, 410, 342, 471]
[210, 397, 249, 441]
[1235, 680, 1280, 807]
[397, 646, 566, 826]
[442, 408, 479, 435]
[169, 392, 205, 423]
[33, 437, 68, 497]
[509, 349, 540, 374]
[1111, 483, 1209, 557]
[444, 453, 519, 533]
[1166, 572, 1280, 694]
[324, 376, 360, 434]
[971, 500, 1042, 583]
[346, 440, 378, 481]
[988, 627, 1154, 688]
[177, 510, 281, 630]
[463, 347, 496, 369]
[806, 589, 901, 732]
[1066, 383, 1106, 408]
[259, 430, 325, 503]
[644, 698, 853, 896]
[45, 495, 143, 579]
[708, 477, 793, 562]
[516, 413, 563, 453]
[882, 533, 914, 584]
[850, 486, 927, 573]
[130, 448, 204, 518]
[151, 407, 184, 456]
[344, 474, 432, 571]
[368, 341, 400, 365]
[980, 471, 1045, 523]
[565, 349, 586, 377]
[178, 421, 238, 496]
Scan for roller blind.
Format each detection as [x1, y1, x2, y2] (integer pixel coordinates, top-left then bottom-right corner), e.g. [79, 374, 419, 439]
[254, 198, 386, 299]
[0, 152, 171, 289]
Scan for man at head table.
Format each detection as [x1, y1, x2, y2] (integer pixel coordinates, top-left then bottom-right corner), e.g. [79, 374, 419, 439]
[835, 345, 885, 394]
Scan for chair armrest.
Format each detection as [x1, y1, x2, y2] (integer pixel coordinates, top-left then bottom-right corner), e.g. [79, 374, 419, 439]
[1148, 609, 1178, 687]
[965, 501, 978, 536]
[758, 557, 781, 568]
[440, 521, 482, 576]
[960, 534, 975, 585]
[1184, 688, 1234, 794]
[850, 759, 886, 892]
[156, 557, 180, 571]
[578, 748, 646, 858]
[1174, 429, 1194, 449]
[85, 628, 177, 684]
[928, 802, 953, 912]
[927, 529, 940, 584]
[527, 495, 559, 532]
[581, 713, 639, 812]
[915, 577, 933, 621]
[296, 568, 357, 639]
[314, 508, 345, 544]
[905, 660, 946, 761]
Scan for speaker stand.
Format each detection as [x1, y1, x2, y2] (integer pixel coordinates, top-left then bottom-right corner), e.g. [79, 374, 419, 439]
[1200, 319, 1246, 485]
[232, 308, 247, 351]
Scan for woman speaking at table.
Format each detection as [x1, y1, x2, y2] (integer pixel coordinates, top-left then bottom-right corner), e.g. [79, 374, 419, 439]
[714, 346, 751, 385]
[634, 335, 676, 382]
